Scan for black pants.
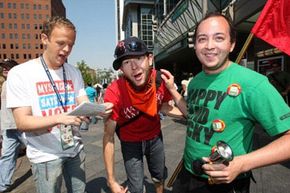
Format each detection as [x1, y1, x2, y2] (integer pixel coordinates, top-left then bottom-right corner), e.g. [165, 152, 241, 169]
[172, 166, 250, 193]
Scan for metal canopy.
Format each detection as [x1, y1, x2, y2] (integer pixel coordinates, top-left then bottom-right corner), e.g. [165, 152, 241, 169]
[154, 0, 203, 55]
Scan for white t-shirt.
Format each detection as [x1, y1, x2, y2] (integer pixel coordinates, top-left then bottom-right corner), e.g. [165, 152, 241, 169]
[6, 58, 86, 163]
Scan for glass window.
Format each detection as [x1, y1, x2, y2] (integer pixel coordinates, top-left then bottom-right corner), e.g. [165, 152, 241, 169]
[0, 13, 4, 19]
[0, 2, 4, 8]
[2, 44, 6, 49]
[38, 4, 41, 9]
[10, 44, 14, 49]
[23, 53, 27, 59]
[11, 53, 14, 59]
[21, 13, 24, 19]
[25, 3, 29, 9]
[13, 3, 16, 9]
[21, 23, 25, 29]
[8, 3, 11, 8]
[1, 33, 5, 39]
[26, 13, 29, 19]
[13, 13, 17, 19]
[140, 8, 154, 50]
[14, 33, 18, 39]
[20, 3, 24, 9]
[16, 53, 19, 59]
[33, 4, 36, 10]
[9, 33, 13, 39]
[26, 24, 30, 29]
[8, 23, 12, 29]
[15, 43, 19, 49]
[14, 23, 17, 29]
[1, 23, 4, 29]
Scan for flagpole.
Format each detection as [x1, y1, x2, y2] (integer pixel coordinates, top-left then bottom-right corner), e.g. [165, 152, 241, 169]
[235, 33, 254, 64]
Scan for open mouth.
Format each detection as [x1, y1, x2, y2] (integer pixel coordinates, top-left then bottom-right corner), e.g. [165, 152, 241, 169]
[134, 72, 143, 81]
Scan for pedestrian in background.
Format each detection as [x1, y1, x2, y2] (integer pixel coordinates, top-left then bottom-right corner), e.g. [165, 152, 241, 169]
[0, 59, 26, 193]
[6, 16, 113, 193]
[161, 12, 290, 193]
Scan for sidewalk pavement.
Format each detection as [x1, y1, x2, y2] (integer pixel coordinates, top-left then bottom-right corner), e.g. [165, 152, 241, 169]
[5, 116, 290, 193]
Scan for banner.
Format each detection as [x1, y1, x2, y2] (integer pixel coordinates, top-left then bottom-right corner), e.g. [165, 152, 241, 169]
[251, 0, 290, 56]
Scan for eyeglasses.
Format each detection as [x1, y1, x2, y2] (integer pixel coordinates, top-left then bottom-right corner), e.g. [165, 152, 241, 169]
[114, 41, 144, 58]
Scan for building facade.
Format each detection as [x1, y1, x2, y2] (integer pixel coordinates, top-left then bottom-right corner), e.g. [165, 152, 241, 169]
[0, 0, 65, 64]
[118, 0, 289, 85]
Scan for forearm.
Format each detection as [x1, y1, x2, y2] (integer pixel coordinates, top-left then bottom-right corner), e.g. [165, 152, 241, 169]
[14, 114, 61, 131]
[169, 89, 188, 116]
[103, 133, 116, 184]
[239, 130, 290, 173]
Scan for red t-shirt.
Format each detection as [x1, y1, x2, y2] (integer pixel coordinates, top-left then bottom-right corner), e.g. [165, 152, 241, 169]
[104, 69, 172, 142]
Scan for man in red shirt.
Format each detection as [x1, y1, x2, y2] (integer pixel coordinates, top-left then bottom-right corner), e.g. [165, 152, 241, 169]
[103, 37, 181, 193]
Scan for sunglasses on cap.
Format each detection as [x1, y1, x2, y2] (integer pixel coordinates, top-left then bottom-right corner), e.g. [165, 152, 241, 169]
[114, 40, 145, 58]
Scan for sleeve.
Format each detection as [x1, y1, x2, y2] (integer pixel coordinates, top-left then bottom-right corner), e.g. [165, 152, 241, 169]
[161, 81, 173, 103]
[104, 84, 120, 121]
[247, 79, 290, 136]
[6, 68, 32, 108]
[71, 66, 86, 99]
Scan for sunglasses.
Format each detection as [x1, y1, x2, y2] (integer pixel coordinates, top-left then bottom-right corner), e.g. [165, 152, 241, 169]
[114, 41, 144, 58]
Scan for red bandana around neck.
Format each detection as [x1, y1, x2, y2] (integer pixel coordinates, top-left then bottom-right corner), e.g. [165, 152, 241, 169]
[125, 71, 157, 117]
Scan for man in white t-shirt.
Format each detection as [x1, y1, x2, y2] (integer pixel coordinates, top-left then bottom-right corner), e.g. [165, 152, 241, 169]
[6, 16, 112, 193]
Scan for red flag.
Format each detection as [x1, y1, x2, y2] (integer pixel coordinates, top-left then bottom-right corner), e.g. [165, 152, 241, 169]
[251, 0, 290, 56]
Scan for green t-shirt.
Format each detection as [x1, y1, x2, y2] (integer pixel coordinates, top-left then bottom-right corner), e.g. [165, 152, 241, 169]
[184, 63, 290, 177]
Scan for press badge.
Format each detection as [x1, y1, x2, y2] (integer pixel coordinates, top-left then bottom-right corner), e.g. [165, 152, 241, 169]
[60, 124, 75, 150]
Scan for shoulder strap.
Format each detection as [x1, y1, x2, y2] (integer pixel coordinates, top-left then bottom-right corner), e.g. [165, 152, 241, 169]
[155, 70, 162, 88]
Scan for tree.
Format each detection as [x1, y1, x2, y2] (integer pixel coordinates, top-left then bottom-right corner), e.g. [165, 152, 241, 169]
[76, 60, 116, 86]
[76, 60, 96, 85]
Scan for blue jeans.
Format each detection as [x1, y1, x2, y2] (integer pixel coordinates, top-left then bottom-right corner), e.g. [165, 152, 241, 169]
[121, 134, 167, 193]
[31, 149, 86, 193]
[0, 129, 25, 192]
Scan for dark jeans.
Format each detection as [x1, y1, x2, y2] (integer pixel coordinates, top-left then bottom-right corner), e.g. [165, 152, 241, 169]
[172, 166, 250, 193]
[121, 134, 167, 193]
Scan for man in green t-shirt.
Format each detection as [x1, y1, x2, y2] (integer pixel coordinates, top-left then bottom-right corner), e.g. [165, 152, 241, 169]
[161, 12, 290, 193]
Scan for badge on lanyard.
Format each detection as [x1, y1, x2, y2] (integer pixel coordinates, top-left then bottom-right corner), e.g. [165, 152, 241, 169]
[60, 124, 75, 150]
[227, 83, 241, 97]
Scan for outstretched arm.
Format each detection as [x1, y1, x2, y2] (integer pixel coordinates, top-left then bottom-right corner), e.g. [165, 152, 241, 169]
[103, 119, 127, 193]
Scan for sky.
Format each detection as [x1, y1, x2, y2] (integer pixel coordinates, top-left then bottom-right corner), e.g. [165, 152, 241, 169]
[62, 0, 116, 70]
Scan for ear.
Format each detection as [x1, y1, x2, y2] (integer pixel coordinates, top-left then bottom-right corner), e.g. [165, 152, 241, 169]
[230, 42, 236, 52]
[148, 53, 154, 66]
[41, 33, 48, 47]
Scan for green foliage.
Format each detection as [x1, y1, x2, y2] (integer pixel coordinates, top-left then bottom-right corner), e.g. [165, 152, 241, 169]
[76, 60, 115, 86]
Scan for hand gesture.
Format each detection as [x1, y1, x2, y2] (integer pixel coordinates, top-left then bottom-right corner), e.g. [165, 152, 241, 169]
[202, 156, 243, 184]
[160, 69, 176, 91]
[108, 181, 128, 193]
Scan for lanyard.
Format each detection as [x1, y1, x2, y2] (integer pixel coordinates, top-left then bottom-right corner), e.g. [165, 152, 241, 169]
[40, 56, 68, 112]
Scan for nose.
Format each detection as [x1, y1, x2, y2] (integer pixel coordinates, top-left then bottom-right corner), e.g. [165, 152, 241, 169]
[129, 59, 138, 69]
[205, 39, 214, 49]
[63, 44, 71, 53]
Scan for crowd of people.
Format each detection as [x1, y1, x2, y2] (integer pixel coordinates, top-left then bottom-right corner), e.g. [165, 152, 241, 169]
[0, 12, 290, 193]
